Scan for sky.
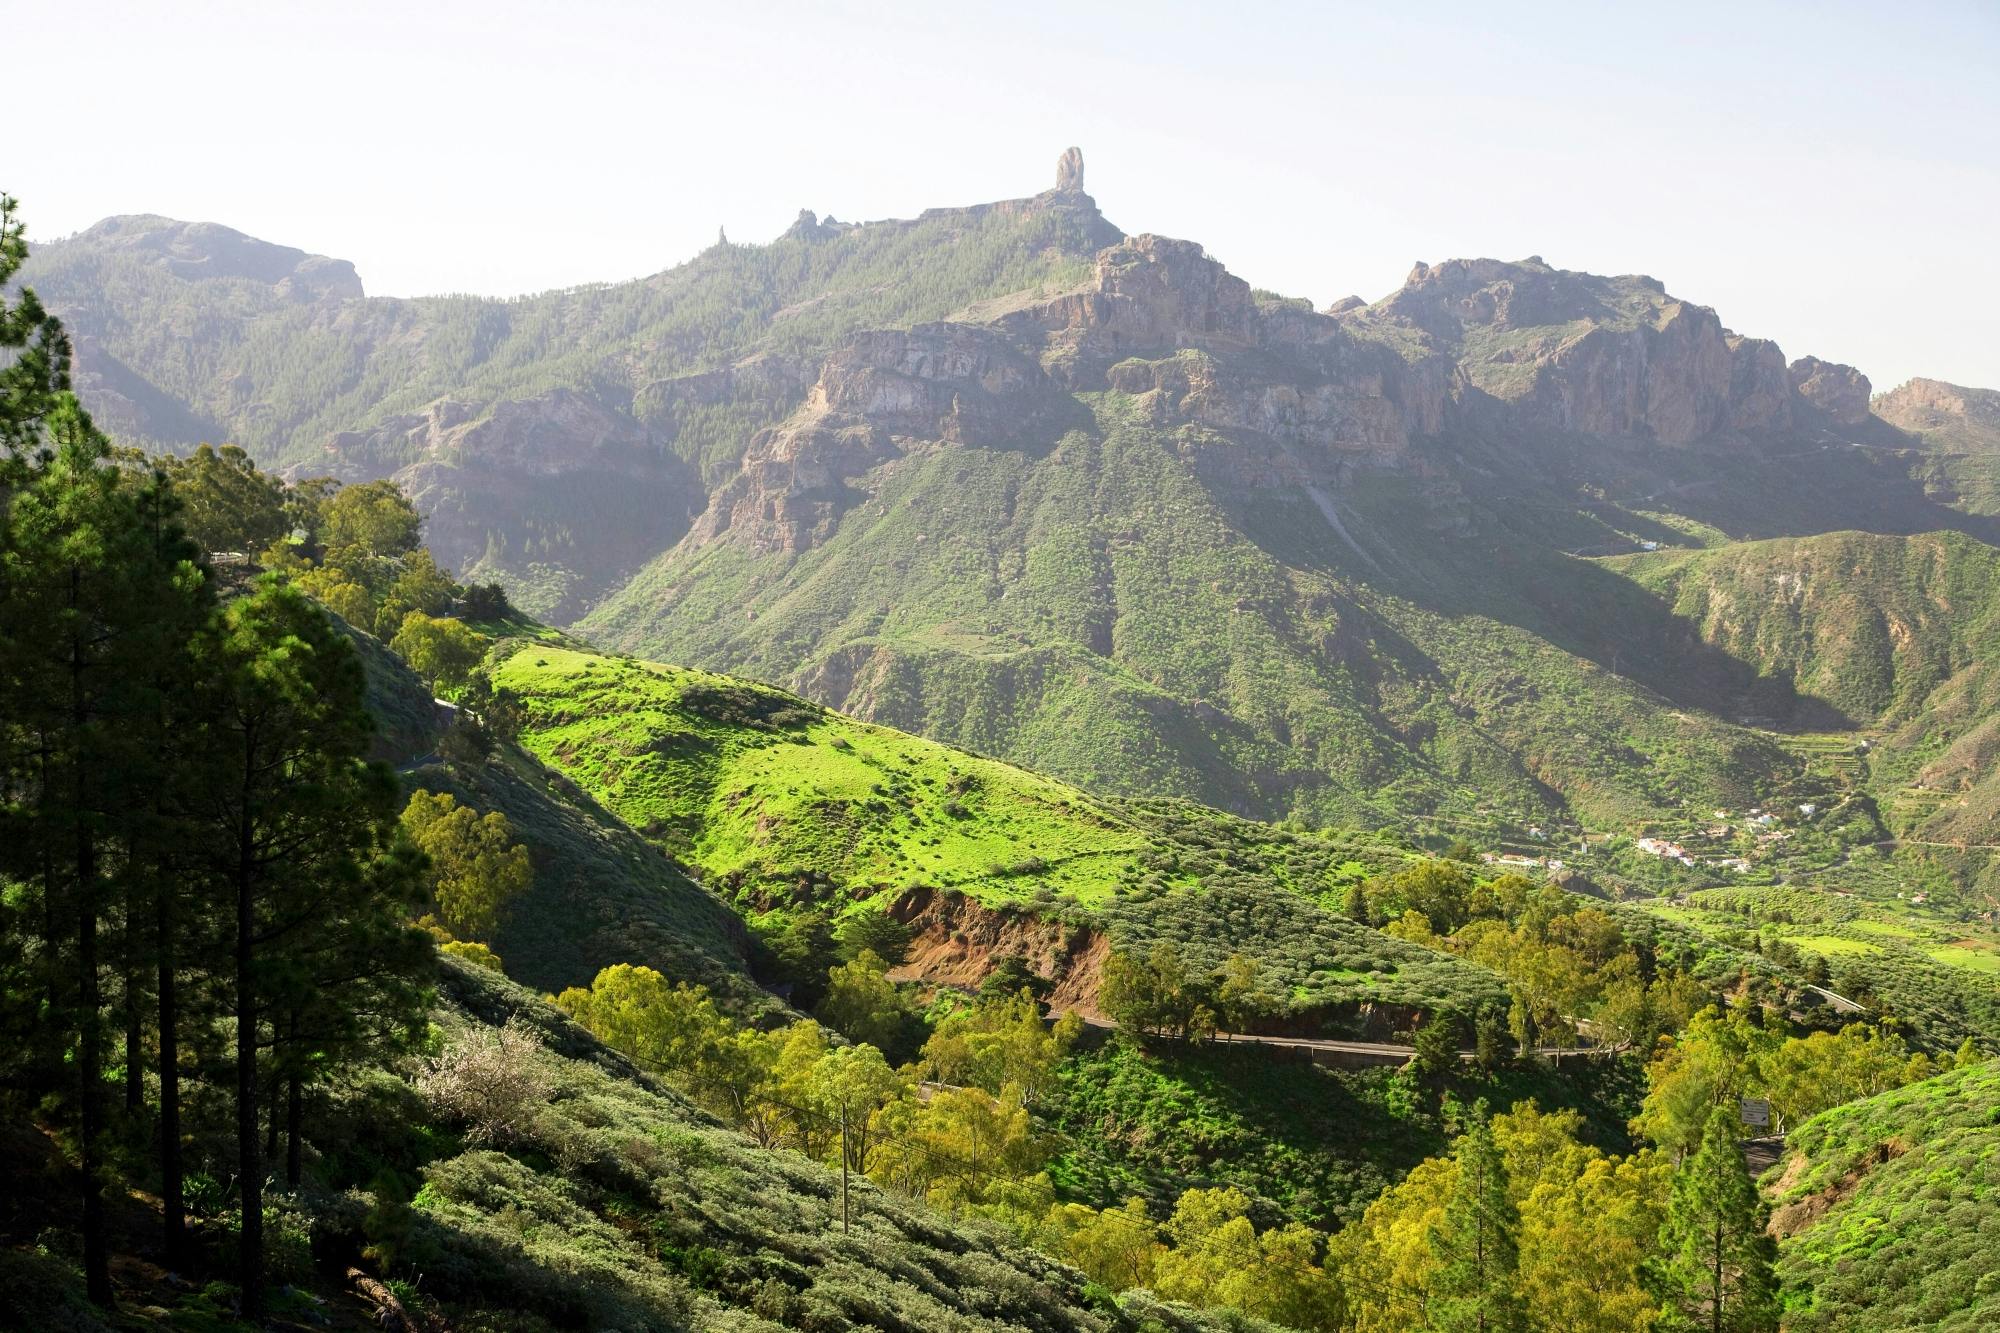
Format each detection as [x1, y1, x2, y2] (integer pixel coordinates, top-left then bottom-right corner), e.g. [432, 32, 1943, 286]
[11, 0, 1999, 391]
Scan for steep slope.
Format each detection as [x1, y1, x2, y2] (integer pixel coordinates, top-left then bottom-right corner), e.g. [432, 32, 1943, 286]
[5, 951, 1258, 1332]
[419, 743, 780, 1016]
[347, 610, 777, 1013]
[1766, 1059, 2000, 1331]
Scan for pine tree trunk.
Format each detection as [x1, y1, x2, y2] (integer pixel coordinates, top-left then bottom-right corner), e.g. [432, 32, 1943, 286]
[285, 1039, 303, 1188]
[235, 761, 264, 1322]
[157, 881, 184, 1268]
[124, 954, 143, 1115]
[74, 569, 113, 1309]
[78, 823, 111, 1306]
[38, 743, 64, 1098]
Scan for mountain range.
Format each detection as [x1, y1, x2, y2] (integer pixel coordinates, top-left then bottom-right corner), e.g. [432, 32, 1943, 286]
[23, 149, 2000, 895]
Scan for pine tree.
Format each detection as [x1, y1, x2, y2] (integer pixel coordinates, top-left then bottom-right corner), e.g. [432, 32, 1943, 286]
[2, 384, 206, 1308]
[188, 579, 413, 1318]
[1429, 1105, 1526, 1333]
[1653, 1106, 1778, 1333]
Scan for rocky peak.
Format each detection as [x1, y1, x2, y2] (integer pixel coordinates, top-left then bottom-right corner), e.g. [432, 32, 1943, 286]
[1055, 146, 1085, 194]
[1787, 357, 1873, 424]
[995, 233, 1257, 379]
[1380, 255, 1647, 340]
[1875, 377, 2000, 448]
[1344, 257, 1829, 444]
[71, 214, 362, 301]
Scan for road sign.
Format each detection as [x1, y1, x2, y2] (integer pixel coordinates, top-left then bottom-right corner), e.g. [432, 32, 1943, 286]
[1740, 1097, 1771, 1128]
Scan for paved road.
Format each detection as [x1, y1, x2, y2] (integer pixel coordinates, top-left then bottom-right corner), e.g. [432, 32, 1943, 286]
[1062, 1011, 1619, 1064]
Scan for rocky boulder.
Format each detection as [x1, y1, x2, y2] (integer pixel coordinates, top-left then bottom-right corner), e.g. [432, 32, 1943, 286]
[1346, 257, 1802, 444]
[1726, 336, 1795, 433]
[999, 234, 1258, 380]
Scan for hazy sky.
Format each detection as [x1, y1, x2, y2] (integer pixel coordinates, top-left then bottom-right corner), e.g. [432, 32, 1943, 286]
[13, 0, 1998, 391]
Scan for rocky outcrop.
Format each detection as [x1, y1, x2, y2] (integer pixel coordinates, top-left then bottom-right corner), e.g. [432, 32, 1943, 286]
[1726, 336, 1796, 432]
[321, 389, 703, 619]
[1343, 258, 1824, 444]
[72, 214, 362, 300]
[999, 234, 1258, 373]
[689, 323, 1074, 554]
[1055, 146, 1086, 194]
[632, 353, 815, 473]
[685, 233, 1467, 560]
[1106, 347, 1430, 464]
[1874, 377, 2000, 445]
[325, 388, 657, 480]
[1789, 357, 1873, 424]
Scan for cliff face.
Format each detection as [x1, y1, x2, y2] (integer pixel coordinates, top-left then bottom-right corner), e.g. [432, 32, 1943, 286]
[1340, 257, 1832, 444]
[691, 323, 1077, 554]
[1789, 356, 1873, 424]
[684, 230, 1476, 559]
[674, 230, 1925, 574]
[322, 389, 703, 621]
[1876, 377, 2000, 448]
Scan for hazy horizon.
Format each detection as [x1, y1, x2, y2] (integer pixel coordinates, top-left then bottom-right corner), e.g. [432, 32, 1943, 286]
[14, 0, 1998, 391]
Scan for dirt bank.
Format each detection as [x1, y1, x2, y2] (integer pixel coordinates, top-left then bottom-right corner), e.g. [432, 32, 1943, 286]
[884, 886, 1109, 1018]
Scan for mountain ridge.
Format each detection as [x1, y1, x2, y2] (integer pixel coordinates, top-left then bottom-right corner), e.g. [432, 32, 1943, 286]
[21, 156, 2000, 878]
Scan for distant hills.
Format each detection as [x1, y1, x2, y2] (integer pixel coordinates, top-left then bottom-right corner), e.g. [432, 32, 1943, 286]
[22, 151, 2000, 887]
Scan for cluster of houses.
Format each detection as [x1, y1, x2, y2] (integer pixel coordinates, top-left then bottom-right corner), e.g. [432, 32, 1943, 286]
[1633, 830, 1755, 875]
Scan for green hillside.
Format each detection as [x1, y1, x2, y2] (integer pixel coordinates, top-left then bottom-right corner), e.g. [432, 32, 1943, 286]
[417, 743, 780, 1017]
[1605, 531, 2000, 732]
[490, 643, 1168, 906]
[486, 642, 1525, 1029]
[580, 400, 1801, 833]
[1605, 530, 2000, 898]
[1767, 1060, 2000, 1331]
[9, 954, 1257, 1333]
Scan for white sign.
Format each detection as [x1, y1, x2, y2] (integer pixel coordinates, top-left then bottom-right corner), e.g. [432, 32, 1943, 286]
[1740, 1097, 1771, 1128]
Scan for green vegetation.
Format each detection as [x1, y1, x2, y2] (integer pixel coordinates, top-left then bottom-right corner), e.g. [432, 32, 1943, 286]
[1633, 884, 2000, 1050]
[581, 401, 1806, 839]
[401, 789, 533, 941]
[492, 642, 1201, 907]
[0, 208, 433, 1315]
[1634, 1007, 1937, 1152]
[1767, 1059, 2000, 1331]
[11, 161, 2000, 1331]
[1657, 1107, 1780, 1332]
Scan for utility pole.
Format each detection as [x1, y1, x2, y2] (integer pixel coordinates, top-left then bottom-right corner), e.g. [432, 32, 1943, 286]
[839, 1104, 850, 1235]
